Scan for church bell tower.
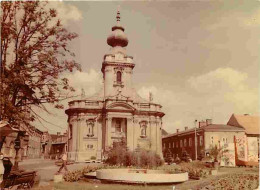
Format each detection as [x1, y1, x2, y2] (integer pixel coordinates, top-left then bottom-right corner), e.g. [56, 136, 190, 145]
[101, 9, 135, 99]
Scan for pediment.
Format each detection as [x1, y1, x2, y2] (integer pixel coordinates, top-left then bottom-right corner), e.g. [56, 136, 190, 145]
[106, 102, 135, 111]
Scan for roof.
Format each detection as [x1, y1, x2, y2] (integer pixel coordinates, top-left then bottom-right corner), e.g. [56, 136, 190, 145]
[162, 129, 168, 136]
[227, 114, 260, 135]
[163, 124, 245, 139]
[203, 124, 245, 132]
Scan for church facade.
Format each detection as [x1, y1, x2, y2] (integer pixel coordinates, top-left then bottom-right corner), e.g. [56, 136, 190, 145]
[65, 10, 165, 162]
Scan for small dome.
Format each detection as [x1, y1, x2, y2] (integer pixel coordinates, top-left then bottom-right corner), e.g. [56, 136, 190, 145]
[107, 10, 128, 48]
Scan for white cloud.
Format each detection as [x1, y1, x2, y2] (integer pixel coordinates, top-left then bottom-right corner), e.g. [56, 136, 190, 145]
[187, 67, 258, 114]
[46, 2, 82, 25]
[65, 69, 103, 97]
[137, 67, 259, 134]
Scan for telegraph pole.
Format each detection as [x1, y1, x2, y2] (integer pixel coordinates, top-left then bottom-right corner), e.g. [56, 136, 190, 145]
[194, 120, 198, 160]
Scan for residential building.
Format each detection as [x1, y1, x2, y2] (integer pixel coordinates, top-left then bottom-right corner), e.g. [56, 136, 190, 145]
[227, 114, 259, 163]
[162, 119, 245, 166]
[50, 132, 68, 159]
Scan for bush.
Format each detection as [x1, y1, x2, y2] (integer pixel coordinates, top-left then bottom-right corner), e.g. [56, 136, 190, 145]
[104, 141, 163, 168]
[63, 165, 104, 182]
[63, 170, 83, 182]
[158, 161, 211, 178]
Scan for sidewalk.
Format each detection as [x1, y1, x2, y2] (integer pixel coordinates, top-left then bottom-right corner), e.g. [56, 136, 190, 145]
[20, 158, 55, 165]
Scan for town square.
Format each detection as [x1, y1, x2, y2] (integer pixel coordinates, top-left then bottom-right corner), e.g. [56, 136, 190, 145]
[0, 1, 259, 190]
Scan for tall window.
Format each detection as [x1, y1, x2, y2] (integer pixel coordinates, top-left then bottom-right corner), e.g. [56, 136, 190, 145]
[189, 138, 192, 147]
[210, 136, 214, 144]
[86, 120, 94, 137]
[169, 142, 171, 148]
[69, 124, 72, 139]
[180, 140, 183, 148]
[184, 139, 187, 147]
[200, 136, 203, 146]
[116, 71, 122, 83]
[115, 119, 122, 133]
[172, 142, 175, 148]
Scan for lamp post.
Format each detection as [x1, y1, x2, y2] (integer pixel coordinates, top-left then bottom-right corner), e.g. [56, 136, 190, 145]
[13, 131, 25, 171]
[194, 120, 198, 160]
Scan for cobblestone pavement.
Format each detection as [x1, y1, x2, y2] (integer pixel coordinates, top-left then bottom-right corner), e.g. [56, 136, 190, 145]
[19, 159, 101, 186]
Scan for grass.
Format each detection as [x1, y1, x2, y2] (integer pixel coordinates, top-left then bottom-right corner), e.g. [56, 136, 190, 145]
[53, 182, 174, 190]
[31, 165, 259, 190]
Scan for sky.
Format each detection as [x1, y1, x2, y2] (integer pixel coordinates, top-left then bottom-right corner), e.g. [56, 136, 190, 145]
[35, 0, 259, 134]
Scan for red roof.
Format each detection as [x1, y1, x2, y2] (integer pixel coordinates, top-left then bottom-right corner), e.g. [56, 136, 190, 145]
[227, 114, 260, 135]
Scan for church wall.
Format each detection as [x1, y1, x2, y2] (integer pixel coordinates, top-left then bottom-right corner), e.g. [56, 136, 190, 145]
[104, 66, 114, 97]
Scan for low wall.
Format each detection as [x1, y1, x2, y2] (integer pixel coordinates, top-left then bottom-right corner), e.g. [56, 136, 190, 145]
[96, 169, 188, 184]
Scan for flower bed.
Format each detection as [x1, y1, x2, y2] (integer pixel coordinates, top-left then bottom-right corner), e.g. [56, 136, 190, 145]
[200, 174, 259, 190]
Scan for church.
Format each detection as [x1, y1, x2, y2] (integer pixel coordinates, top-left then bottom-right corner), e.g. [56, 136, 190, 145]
[65, 10, 165, 162]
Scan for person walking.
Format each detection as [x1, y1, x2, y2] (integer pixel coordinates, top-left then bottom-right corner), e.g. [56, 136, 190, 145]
[56, 151, 68, 174]
[0, 153, 5, 189]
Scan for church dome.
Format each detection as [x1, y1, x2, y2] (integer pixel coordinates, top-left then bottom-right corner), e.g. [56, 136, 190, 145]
[107, 10, 128, 48]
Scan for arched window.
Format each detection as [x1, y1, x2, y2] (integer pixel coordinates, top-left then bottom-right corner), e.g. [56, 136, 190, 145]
[116, 71, 122, 83]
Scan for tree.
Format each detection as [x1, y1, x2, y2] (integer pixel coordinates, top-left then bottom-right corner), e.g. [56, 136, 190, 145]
[0, 1, 81, 131]
[164, 149, 173, 165]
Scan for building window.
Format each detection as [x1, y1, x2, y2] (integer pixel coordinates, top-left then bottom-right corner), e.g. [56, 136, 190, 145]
[210, 136, 214, 144]
[180, 140, 183, 148]
[200, 136, 203, 146]
[172, 142, 174, 148]
[86, 119, 94, 137]
[139, 121, 147, 138]
[189, 138, 192, 147]
[184, 139, 187, 147]
[163, 143, 166, 149]
[86, 144, 93, 149]
[116, 71, 122, 83]
[115, 119, 122, 133]
[169, 142, 171, 148]
[69, 124, 72, 139]
[176, 142, 178, 148]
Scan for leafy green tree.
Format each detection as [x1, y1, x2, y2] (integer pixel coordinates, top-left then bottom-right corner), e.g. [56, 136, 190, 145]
[0, 1, 81, 131]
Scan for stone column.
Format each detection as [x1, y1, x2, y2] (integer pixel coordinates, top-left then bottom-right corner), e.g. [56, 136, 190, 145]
[157, 118, 163, 157]
[97, 116, 103, 160]
[106, 117, 112, 148]
[150, 120, 157, 152]
[127, 118, 134, 151]
[133, 118, 139, 150]
[71, 115, 77, 161]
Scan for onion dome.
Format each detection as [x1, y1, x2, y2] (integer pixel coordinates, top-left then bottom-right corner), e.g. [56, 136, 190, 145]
[107, 9, 128, 48]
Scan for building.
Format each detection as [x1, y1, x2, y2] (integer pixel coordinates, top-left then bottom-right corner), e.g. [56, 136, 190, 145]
[27, 127, 43, 159]
[162, 119, 245, 166]
[65, 10, 165, 162]
[227, 114, 259, 164]
[50, 132, 68, 159]
[41, 131, 52, 159]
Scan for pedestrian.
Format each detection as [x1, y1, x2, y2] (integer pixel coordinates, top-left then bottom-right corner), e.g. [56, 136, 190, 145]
[56, 151, 68, 174]
[0, 152, 5, 189]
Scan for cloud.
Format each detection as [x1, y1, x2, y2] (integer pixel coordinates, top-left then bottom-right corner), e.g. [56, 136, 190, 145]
[65, 69, 103, 97]
[46, 1, 82, 25]
[137, 67, 259, 134]
[33, 69, 102, 134]
[187, 67, 258, 114]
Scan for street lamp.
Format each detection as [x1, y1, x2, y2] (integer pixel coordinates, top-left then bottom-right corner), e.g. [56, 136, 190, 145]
[194, 120, 198, 160]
